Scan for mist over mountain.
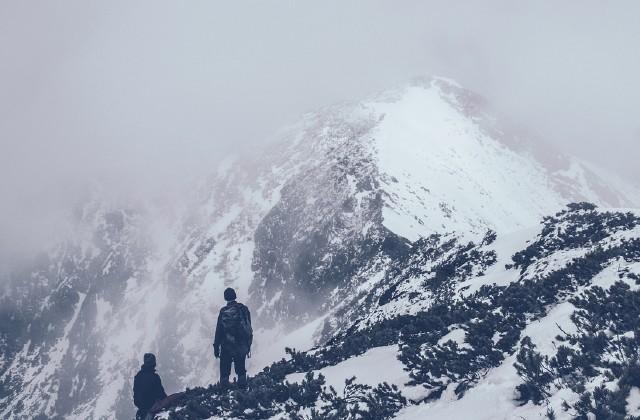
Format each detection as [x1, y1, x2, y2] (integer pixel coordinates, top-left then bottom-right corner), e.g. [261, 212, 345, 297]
[2, 1, 640, 265]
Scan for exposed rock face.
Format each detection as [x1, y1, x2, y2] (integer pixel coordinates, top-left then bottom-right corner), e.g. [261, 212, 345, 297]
[0, 205, 154, 418]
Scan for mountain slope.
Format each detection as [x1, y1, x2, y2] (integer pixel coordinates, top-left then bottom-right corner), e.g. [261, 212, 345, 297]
[159, 204, 640, 419]
[1, 77, 639, 419]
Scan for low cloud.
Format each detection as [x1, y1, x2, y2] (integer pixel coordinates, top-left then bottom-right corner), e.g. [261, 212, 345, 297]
[1, 0, 639, 261]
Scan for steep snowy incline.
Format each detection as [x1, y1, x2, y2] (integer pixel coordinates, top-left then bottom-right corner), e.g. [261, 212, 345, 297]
[370, 80, 565, 240]
[352, 78, 640, 241]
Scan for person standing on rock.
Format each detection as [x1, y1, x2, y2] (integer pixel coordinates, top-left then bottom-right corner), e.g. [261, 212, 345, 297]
[213, 287, 253, 389]
[133, 353, 167, 419]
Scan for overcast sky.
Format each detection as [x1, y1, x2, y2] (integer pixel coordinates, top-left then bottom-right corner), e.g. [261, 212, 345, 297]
[1, 1, 639, 260]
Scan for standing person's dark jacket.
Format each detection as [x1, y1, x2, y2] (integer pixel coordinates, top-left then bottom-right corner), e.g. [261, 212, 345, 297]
[133, 354, 167, 419]
[213, 300, 252, 354]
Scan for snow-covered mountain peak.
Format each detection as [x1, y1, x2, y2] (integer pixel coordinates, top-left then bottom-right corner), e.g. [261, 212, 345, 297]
[251, 77, 639, 243]
[2, 77, 640, 419]
[363, 80, 565, 241]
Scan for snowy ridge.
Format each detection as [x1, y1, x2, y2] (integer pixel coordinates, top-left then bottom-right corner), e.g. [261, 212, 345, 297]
[372, 81, 564, 240]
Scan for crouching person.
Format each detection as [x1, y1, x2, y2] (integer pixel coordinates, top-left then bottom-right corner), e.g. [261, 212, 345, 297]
[133, 353, 167, 419]
[213, 287, 253, 389]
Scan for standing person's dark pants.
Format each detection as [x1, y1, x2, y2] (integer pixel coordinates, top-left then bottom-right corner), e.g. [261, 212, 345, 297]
[220, 347, 247, 387]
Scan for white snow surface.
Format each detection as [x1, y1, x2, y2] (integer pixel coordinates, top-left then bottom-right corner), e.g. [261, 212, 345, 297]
[285, 345, 426, 401]
[354, 80, 639, 242]
[628, 387, 640, 417]
[437, 328, 469, 349]
[371, 84, 564, 241]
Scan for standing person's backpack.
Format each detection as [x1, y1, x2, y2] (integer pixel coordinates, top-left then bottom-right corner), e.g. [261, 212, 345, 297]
[219, 302, 253, 354]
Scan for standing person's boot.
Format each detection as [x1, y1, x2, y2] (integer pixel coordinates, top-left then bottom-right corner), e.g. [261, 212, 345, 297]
[237, 374, 247, 390]
[218, 347, 233, 391]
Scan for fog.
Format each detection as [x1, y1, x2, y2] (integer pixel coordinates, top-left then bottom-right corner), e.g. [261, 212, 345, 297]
[1, 1, 639, 262]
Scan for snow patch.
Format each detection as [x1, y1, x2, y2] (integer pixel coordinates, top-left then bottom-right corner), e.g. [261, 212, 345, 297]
[437, 328, 469, 348]
[285, 345, 423, 399]
[628, 387, 640, 417]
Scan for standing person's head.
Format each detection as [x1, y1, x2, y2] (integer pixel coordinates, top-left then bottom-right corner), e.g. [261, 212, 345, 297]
[224, 287, 236, 302]
[143, 353, 156, 368]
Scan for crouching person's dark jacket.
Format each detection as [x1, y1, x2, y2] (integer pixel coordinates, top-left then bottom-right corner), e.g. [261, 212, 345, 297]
[133, 363, 167, 418]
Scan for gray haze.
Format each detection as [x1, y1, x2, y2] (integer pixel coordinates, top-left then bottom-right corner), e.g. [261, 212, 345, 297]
[1, 0, 640, 261]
